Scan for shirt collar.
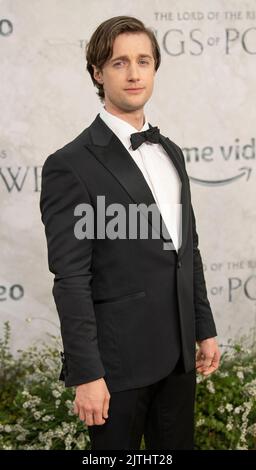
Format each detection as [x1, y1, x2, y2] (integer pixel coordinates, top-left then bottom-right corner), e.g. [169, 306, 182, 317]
[99, 105, 149, 151]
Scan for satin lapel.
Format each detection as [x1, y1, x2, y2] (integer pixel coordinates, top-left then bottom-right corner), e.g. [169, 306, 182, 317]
[84, 115, 167, 241]
[159, 136, 190, 257]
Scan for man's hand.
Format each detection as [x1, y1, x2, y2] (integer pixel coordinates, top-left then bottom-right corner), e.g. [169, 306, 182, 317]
[196, 337, 221, 376]
[73, 377, 111, 426]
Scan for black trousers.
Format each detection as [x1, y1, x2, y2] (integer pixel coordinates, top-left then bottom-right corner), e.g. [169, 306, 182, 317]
[88, 356, 196, 450]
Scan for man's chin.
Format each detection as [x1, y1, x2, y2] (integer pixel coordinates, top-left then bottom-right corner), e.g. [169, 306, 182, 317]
[120, 99, 147, 112]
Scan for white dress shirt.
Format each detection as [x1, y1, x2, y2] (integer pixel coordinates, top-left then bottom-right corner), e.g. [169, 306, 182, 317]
[99, 106, 182, 252]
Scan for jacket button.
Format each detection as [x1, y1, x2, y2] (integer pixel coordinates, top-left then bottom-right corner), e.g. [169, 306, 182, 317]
[177, 260, 182, 268]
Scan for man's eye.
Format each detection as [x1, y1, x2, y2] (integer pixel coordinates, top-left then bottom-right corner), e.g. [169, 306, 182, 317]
[113, 60, 149, 67]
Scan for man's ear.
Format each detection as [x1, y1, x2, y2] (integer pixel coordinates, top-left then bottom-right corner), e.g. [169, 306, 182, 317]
[92, 65, 103, 84]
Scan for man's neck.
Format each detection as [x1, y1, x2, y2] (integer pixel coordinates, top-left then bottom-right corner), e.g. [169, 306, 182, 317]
[103, 104, 145, 131]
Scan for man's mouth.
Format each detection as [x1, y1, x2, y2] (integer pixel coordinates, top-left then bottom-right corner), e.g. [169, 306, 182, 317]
[124, 88, 144, 93]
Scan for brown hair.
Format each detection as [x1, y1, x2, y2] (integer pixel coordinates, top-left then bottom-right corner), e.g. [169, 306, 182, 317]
[85, 16, 161, 102]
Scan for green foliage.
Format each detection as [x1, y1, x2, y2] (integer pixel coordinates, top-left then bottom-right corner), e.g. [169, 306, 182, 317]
[0, 321, 255, 449]
[0, 322, 89, 450]
[195, 338, 256, 450]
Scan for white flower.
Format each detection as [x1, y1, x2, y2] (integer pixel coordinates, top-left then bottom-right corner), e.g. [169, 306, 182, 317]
[4, 425, 12, 433]
[196, 418, 205, 427]
[65, 435, 73, 450]
[196, 375, 203, 384]
[243, 401, 253, 411]
[225, 403, 233, 412]
[206, 380, 215, 394]
[65, 399, 73, 408]
[62, 422, 71, 433]
[42, 415, 54, 422]
[22, 396, 42, 410]
[33, 411, 43, 420]
[243, 380, 256, 398]
[218, 371, 229, 378]
[236, 371, 244, 381]
[218, 405, 225, 414]
[247, 423, 256, 437]
[226, 423, 233, 431]
[44, 440, 52, 450]
[76, 433, 86, 450]
[52, 390, 61, 398]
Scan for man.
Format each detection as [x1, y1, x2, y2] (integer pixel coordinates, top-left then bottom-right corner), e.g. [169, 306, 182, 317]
[40, 16, 221, 450]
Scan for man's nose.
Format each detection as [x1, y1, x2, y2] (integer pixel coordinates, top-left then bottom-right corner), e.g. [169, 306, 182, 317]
[127, 63, 141, 81]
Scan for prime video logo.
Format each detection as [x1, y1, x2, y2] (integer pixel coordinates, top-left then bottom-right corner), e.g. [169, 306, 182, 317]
[73, 196, 182, 251]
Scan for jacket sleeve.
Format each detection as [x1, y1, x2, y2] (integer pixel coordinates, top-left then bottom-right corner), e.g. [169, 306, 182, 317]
[40, 152, 106, 387]
[190, 204, 217, 341]
[176, 144, 218, 341]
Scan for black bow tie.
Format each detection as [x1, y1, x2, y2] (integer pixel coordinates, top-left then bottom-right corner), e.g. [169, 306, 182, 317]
[130, 126, 160, 151]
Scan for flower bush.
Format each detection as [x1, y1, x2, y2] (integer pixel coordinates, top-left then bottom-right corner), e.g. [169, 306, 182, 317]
[194, 337, 256, 450]
[0, 321, 255, 450]
[0, 322, 89, 450]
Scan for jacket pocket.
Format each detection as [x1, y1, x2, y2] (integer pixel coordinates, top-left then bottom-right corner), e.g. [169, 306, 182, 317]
[94, 290, 146, 305]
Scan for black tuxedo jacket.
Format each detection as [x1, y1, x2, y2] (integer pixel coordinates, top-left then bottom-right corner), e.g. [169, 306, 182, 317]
[40, 114, 217, 392]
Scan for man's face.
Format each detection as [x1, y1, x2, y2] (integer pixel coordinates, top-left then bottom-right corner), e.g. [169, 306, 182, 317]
[93, 32, 156, 113]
